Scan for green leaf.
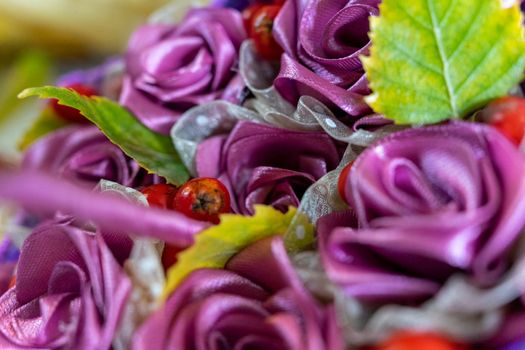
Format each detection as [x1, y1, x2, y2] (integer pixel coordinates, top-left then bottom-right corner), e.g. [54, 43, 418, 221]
[0, 51, 51, 123]
[163, 205, 311, 298]
[17, 107, 69, 150]
[19, 86, 189, 185]
[362, 0, 525, 124]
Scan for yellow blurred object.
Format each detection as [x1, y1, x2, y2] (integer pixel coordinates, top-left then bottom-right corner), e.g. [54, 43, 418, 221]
[0, 0, 188, 56]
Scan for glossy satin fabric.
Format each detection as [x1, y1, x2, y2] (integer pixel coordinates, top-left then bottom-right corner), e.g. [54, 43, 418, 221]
[195, 121, 341, 214]
[133, 236, 343, 350]
[319, 122, 525, 302]
[273, 0, 379, 117]
[23, 125, 154, 188]
[0, 219, 132, 349]
[120, 8, 247, 134]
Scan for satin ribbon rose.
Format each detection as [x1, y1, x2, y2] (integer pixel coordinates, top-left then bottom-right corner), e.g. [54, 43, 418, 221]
[196, 121, 341, 214]
[273, 0, 379, 118]
[120, 8, 247, 134]
[0, 219, 132, 349]
[133, 236, 343, 350]
[320, 122, 525, 302]
[23, 125, 154, 188]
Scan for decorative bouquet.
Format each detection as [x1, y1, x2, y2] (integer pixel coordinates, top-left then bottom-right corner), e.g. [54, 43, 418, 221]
[0, 0, 525, 349]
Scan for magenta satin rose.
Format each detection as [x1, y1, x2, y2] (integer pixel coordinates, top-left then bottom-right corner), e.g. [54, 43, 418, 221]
[23, 125, 154, 188]
[196, 121, 341, 214]
[133, 236, 343, 350]
[0, 219, 132, 349]
[320, 122, 525, 302]
[120, 8, 247, 134]
[273, 0, 379, 117]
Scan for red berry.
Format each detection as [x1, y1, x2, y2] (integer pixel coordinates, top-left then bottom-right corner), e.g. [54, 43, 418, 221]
[161, 243, 183, 270]
[141, 184, 178, 210]
[482, 96, 525, 146]
[370, 332, 469, 350]
[50, 84, 97, 123]
[141, 184, 183, 271]
[173, 178, 231, 224]
[337, 161, 354, 204]
[242, 4, 265, 32]
[248, 5, 283, 60]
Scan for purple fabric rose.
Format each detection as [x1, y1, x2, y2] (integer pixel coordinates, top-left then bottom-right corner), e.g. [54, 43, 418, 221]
[0, 219, 132, 349]
[196, 121, 341, 214]
[133, 236, 343, 350]
[23, 125, 154, 188]
[273, 0, 379, 117]
[120, 8, 247, 134]
[320, 122, 525, 302]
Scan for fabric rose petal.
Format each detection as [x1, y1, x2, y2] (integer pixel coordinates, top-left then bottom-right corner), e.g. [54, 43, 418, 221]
[196, 121, 341, 214]
[120, 7, 247, 134]
[0, 219, 132, 349]
[273, 0, 379, 117]
[23, 125, 154, 188]
[133, 236, 343, 350]
[320, 122, 525, 302]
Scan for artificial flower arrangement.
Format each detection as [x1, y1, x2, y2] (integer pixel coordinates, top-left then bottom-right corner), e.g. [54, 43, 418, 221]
[0, 0, 525, 349]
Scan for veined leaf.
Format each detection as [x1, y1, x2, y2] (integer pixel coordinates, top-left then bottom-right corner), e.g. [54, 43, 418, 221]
[363, 0, 525, 124]
[19, 86, 189, 185]
[163, 205, 313, 298]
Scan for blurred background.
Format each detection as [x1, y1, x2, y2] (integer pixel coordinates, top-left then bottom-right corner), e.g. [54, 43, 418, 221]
[0, 0, 208, 163]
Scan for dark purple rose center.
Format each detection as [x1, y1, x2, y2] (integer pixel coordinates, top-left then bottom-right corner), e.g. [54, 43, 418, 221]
[322, 6, 371, 58]
[205, 307, 287, 350]
[353, 138, 492, 224]
[243, 167, 317, 213]
[64, 144, 126, 183]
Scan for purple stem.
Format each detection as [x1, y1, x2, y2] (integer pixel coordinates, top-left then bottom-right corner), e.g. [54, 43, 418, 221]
[0, 170, 209, 246]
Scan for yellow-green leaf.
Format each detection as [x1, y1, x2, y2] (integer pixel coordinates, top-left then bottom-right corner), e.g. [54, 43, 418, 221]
[163, 205, 313, 298]
[19, 86, 189, 185]
[363, 0, 525, 124]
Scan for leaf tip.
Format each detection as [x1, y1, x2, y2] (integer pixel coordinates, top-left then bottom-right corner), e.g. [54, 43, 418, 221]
[364, 93, 379, 107]
[17, 88, 35, 99]
[369, 15, 380, 32]
[360, 54, 371, 68]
